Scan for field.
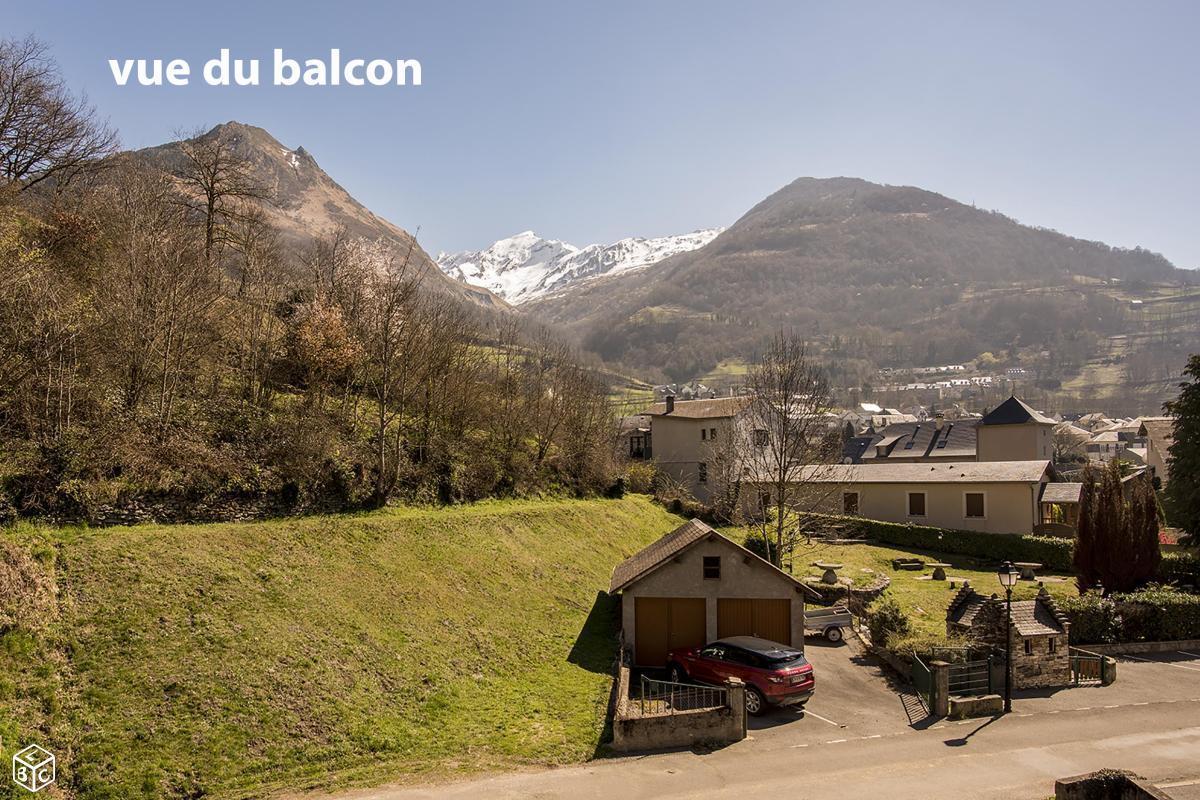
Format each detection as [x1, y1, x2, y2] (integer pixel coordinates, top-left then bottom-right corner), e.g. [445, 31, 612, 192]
[0, 497, 679, 799]
[730, 529, 1078, 637]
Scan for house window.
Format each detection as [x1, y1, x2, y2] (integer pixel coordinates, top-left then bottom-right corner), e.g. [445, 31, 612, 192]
[1049, 638, 1057, 654]
[754, 429, 769, 447]
[1024, 639, 1033, 656]
[698, 462, 708, 483]
[710, 427, 717, 440]
[759, 491, 771, 511]
[964, 492, 986, 519]
[701, 428, 707, 441]
[907, 492, 927, 518]
[703, 556, 721, 579]
[843, 492, 860, 515]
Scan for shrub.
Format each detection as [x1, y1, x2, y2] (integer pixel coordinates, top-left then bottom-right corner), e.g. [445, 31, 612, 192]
[1061, 591, 1121, 645]
[1159, 551, 1200, 589]
[865, 597, 911, 649]
[800, 512, 1074, 570]
[623, 463, 658, 495]
[1110, 585, 1200, 642]
[742, 534, 777, 564]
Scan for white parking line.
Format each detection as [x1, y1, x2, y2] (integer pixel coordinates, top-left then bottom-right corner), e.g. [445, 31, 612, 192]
[1178, 651, 1200, 659]
[1122, 653, 1200, 672]
[803, 710, 842, 727]
[826, 738, 847, 744]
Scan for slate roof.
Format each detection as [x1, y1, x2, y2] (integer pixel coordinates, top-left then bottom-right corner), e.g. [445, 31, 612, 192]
[609, 518, 816, 596]
[946, 583, 1068, 637]
[947, 596, 986, 628]
[1138, 417, 1175, 448]
[1040, 482, 1082, 504]
[851, 419, 979, 462]
[788, 460, 1052, 484]
[1010, 599, 1065, 636]
[643, 396, 752, 419]
[980, 396, 1055, 426]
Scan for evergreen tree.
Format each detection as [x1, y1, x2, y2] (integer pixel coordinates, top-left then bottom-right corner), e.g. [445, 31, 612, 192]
[1164, 354, 1200, 542]
[1074, 462, 1099, 593]
[1074, 460, 1160, 594]
[1128, 477, 1162, 585]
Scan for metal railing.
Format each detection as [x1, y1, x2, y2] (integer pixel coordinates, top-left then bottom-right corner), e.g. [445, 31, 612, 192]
[631, 676, 729, 717]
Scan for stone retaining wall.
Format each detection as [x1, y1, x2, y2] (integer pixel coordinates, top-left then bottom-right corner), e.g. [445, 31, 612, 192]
[610, 661, 747, 753]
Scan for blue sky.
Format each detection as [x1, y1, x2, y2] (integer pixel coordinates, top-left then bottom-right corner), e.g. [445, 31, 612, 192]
[9, 1, 1200, 265]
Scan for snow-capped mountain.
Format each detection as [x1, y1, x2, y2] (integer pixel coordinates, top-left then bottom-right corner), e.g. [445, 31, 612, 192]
[436, 228, 723, 305]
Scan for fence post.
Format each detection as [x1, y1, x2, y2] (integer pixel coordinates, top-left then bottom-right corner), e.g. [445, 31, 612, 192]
[726, 677, 747, 737]
[930, 660, 950, 717]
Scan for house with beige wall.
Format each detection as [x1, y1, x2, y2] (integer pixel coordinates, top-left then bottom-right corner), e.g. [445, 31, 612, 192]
[642, 396, 751, 502]
[846, 396, 1056, 465]
[610, 519, 815, 668]
[1138, 417, 1174, 486]
[753, 460, 1065, 535]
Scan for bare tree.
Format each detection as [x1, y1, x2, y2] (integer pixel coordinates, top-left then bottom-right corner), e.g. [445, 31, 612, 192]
[741, 334, 845, 567]
[0, 36, 117, 191]
[173, 125, 267, 271]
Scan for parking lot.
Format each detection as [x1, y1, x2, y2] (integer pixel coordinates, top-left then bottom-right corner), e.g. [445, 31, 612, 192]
[742, 637, 1200, 753]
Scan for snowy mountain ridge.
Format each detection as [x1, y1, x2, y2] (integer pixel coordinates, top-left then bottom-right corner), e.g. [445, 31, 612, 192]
[436, 228, 723, 304]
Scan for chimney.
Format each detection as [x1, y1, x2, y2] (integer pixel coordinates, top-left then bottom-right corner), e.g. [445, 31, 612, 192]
[665, 395, 675, 414]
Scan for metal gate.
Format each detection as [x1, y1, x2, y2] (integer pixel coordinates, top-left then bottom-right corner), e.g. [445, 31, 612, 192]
[948, 658, 993, 697]
[1070, 647, 1105, 685]
[911, 654, 933, 708]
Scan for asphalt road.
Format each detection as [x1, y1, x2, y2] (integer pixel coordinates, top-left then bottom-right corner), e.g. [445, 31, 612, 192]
[301, 645, 1200, 800]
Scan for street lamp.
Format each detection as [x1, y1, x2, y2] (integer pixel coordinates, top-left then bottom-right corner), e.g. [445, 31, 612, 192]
[997, 560, 1020, 713]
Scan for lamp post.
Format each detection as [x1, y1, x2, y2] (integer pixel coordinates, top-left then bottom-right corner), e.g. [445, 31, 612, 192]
[997, 560, 1019, 713]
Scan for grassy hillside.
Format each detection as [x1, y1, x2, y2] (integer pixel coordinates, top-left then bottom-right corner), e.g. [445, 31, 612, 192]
[0, 497, 679, 799]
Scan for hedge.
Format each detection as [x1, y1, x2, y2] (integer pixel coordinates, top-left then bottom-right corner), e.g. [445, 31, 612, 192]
[1159, 551, 1200, 588]
[1063, 586, 1200, 644]
[800, 512, 1074, 571]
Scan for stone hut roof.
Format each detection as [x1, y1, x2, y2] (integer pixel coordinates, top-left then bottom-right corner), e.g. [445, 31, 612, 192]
[946, 582, 1069, 638]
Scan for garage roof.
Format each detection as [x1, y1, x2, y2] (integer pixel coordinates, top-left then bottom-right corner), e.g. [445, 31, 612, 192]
[609, 518, 818, 597]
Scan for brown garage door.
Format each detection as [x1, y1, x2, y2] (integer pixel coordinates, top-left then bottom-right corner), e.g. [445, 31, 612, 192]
[633, 597, 706, 667]
[717, 598, 791, 645]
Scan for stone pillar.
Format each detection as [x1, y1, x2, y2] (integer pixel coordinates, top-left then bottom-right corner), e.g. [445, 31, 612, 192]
[726, 677, 747, 737]
[1101, 656, 1117, 686]
[930, 660, 950, 717]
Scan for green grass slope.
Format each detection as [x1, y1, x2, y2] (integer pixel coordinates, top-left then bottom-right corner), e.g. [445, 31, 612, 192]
[0, 497, 679, 799]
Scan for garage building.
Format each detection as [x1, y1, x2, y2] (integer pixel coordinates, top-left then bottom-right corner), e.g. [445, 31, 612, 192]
[610, 519, 816, 668]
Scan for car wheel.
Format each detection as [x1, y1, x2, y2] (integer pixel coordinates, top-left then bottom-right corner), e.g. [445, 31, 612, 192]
[668, 663, 687, 683]
[745, 686, 767, 716]
[825, 626, 844, 643]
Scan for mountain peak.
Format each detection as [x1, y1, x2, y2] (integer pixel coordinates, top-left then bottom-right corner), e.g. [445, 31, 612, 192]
[438, 227, 723, 304]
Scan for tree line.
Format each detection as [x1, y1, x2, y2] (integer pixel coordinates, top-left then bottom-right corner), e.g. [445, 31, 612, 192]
[0, 36, 617, 522]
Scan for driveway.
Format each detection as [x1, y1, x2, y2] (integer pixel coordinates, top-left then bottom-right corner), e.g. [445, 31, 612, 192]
[294, 646, 1200, 800]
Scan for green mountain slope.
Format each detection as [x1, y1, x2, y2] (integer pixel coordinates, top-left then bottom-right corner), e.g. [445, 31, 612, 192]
[527, 177, 1193, 385]
[0, 497, 678, 799]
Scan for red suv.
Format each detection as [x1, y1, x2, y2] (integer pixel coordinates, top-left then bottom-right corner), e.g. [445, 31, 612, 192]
[667, 636, 814, 716]
[667, 642, 816, 714]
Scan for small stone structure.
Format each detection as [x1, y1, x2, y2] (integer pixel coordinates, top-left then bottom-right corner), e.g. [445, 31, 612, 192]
[946, 581, 1071, 688]
[610, 657, 746, 752]
[1055, 770, 1174, 800]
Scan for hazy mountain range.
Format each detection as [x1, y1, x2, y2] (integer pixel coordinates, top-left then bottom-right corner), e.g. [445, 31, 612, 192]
[436, 228, 723, 305]
[129, 125, 1197, 402]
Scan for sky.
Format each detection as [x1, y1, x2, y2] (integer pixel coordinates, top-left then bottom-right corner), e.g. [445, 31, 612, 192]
[8, 1, 1200, 265]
